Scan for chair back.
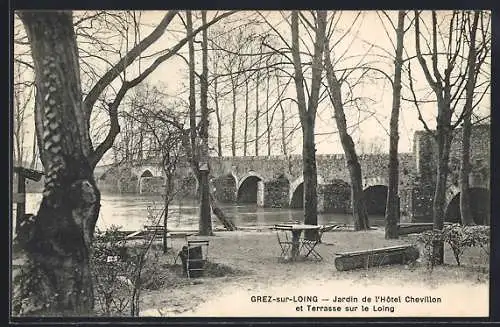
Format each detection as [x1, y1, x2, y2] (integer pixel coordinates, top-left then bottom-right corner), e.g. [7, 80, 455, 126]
[276, 229, 291, 244]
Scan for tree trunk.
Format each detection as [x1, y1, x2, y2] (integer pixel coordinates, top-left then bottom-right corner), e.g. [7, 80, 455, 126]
[244, 78, 249, 156]
[290, 11, 327, 239]
[16, 11, 99, 316]
[255, 73, 259, 156]
[186, 11, 197, 160]
[385, 11, 405, 239]
[302, 122, 318, 229]
[266, 71, 271, 156]
[30, 130, 38, 169]
[214, 78, 223, 157]
[324, 39, 369, 231]
[231, 75, 238, 157]
[277, 76, 288, 157]
[460, 11, 479, 226]
[432, 110, 452, 265]
[163, 196, 170, 253]
[163, 168, 173, 253]
[199, 11, 213, 236]
[459, 100, 473, 227]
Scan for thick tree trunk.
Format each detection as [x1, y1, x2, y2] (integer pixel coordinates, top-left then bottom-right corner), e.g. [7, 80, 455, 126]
[16, 11, 99, 316]
[347, 152, 370, 230]
[385, 11, 405, 239]
[290, 11, 327, 239]
[186, 11, 197, 160]
[432, 120, 452, 265]
[460, 11, 479, 226]
[460, 103, 473, 226]
[302, 122, 318, 229]
[199, 11, 213, 236]
[324, 39, 369, 231]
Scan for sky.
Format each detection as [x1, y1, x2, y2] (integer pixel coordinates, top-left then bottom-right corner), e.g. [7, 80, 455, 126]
[13, 10, 491, 167]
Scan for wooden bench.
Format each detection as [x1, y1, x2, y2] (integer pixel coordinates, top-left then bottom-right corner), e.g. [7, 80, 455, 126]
[334, 244, 419, 271]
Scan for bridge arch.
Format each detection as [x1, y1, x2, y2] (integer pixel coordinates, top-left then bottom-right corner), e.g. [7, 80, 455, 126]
[140, 169, 154, 178]
[236, 171, 264, 203]
[137, 166, 165, 194]
[289, 175, 325, 208]
[363, 185, 388, 215]
[135, 165, 163, 179]
[444, 187, 490, 225]
[362, 176, 388, 190]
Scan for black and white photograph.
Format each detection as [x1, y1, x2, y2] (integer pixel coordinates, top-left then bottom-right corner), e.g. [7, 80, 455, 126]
[11, 10, 491, 318]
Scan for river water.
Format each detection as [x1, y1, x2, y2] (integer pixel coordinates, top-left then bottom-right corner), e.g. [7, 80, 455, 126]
[19, 193, 385, 232]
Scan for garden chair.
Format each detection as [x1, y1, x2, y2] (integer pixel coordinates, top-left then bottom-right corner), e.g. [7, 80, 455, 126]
[274, 226, 294, 260]
[300, 224, 337, 261]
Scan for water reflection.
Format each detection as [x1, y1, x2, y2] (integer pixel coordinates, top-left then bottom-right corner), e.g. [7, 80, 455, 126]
[20, 193, 385, 232]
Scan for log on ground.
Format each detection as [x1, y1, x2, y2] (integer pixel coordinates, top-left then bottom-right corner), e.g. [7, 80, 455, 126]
[334, 245, 419, 271]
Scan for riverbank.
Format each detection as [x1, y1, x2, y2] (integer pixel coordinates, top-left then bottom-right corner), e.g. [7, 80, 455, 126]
[137, 228, 489, 317]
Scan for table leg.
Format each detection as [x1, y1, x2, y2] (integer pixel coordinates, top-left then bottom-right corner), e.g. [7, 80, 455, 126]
[291, 230, 302, 260]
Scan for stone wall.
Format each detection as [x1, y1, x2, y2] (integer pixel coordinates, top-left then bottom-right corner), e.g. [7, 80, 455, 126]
[263, 175, 290, 208]
[317, 180, 351, 213]
[412, 124, 490, 222]
[213, 174, 236, 202]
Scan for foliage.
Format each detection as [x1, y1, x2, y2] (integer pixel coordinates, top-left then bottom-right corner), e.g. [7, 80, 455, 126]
[417, 223, 490, 269]
[90, 219, 162, 316]
[91, 225, 135, 316]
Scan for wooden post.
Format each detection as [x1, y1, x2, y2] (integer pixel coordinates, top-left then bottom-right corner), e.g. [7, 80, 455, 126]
[13, 166, 44, 234]
[15, 174, 26, 235]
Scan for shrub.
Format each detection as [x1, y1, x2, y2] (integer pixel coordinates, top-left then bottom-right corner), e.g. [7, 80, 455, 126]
[442, 224, 490, 266]
[417, 223, 490, 268]
[91, 225, 135, 316]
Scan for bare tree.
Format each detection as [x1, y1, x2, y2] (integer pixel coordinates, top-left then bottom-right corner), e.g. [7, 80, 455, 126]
[323, 12, 369, 231]
[290, 11, 327, 235]
[384, 11, 407, 239]
[199, 10, 213, 236]
[122, 83, 185, 252]
[411, 10, 490, 263]
[14, 10, 232, 315]
[459, 11, 489, 226]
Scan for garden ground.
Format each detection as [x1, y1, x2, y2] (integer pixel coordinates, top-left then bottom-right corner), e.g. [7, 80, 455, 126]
[137, 227, 489, 317]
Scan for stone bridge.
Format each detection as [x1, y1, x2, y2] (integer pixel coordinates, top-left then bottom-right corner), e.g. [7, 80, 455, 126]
[96, 125, 490, 224]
